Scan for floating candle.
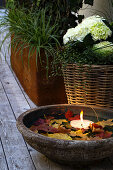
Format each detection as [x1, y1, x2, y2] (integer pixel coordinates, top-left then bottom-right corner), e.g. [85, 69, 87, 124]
[70, 110, 93, 129]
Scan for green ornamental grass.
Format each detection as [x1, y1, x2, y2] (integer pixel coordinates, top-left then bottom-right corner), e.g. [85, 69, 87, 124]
[0, 7, 60, 75]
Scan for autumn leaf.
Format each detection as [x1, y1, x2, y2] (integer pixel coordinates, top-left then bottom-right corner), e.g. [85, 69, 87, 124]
[65, 110, 73, 119]
[68, 115, 80, 121]
[104, 131, 112, 138]
[36, 123, 49, 132]
[90, 136, 102, 140]
[104, 126, 113, 132]
[91, 123, 103, 129]
[95, 131, 112, 138]
[34, 118, 45, 126]
[29, 125, 38, 133]
[36, 123, 60, 133]
[30, 111, 113, 140]
[97, 119, 113, 128]
[62, 122, 72, 129]
[70, 129, 89, 140]
[48, 133, 72, 140]
[49, 119, 67, 126]
[51, 123, 59, 129]
[48, 126, 60, 133]
[58, 126, 71, 133]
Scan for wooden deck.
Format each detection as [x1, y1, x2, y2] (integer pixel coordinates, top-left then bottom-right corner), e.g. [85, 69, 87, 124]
[1, 10, 113, 170]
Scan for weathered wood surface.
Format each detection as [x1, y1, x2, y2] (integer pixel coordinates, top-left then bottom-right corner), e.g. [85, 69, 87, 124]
[0, 139, 8, 170]
[1, 9, 113, 170]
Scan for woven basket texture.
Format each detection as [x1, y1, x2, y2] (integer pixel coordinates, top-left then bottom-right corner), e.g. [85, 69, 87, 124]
[63, 64, 113, 108]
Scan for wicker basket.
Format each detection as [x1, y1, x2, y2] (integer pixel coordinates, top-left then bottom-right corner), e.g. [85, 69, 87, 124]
[63, 64, 113, 108]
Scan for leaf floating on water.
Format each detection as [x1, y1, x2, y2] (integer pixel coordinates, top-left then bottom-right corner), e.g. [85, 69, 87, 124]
[29, 125, 38, 133]
[70, 129, 89, 140]
[104, 126, 113, 132]
[49, 119, 67, 126]
[48, 133, 72, 140]
[51, 123, 59, 129]
[95, 131, 112, 138]
[34, 118, 45, 126]
[97, 119, 113, 128]
[90, 136, 102, 140]
[65, 110, 73, 120]
[36, 123, 59, 133]
[62, 122, 72, 129]
[29, 110, 113, 140]
[58, 126, 71, 133]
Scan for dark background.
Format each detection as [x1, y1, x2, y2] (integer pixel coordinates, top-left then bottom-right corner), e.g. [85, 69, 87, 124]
[0, 0, 6, 8]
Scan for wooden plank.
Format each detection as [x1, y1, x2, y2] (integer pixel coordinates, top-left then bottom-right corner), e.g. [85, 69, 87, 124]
[0, 81, 16, 121]
[29, 150, 62, 170]
[0, 19, 36, 108]
[0, 81, 36, 170]
[0, 64, 25, 95]
[1, 121, 36, 170]
[0, 63, 30, 118]
[0, 139, 8, 170]
[10, 70, 36, 109]
[28, 148, 87, 170]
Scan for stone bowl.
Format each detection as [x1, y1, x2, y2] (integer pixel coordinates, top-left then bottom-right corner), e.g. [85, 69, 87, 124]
[16, 104, 113, 165]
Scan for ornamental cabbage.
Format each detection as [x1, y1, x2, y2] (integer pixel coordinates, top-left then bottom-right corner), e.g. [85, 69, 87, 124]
[92, 41, 113, 56]
[63, 15, 112, 44]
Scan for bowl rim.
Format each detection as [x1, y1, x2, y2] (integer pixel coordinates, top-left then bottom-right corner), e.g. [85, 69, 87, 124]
[16, 104, 113, 146]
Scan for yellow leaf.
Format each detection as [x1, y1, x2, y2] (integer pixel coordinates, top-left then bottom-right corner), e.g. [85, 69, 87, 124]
[97, 119, 113, 127]
[51, 123, 59, 128]
[48, 133, 72, 140]
[49, 119, 67, 126]
[70, 130, 89, 140]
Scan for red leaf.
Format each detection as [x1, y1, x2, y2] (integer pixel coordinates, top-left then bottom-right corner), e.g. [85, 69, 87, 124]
[68, 115, 80, 121]
[36, 123, 49, 132]
[92, 123, 103, 129]
[65, 110, 73, 119]
[96, 132, 105, 138]
[30, 125, 38, 132]
[81, 128, 87, 133]
[49, 126, 59, 133]
[34, 119, 45, 126]
[46, 116, 54, 120]
[45, 119, 51, 124]
[58, 126, 71, 133]
[36, 123, 59, 133]
[96, 131, 112, 139]
[104, 131, 112, 138]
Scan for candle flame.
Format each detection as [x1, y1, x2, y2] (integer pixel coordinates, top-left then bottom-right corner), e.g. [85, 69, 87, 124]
[80, 110, 83, 123]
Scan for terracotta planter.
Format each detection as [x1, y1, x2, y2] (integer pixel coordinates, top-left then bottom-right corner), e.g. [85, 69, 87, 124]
[11, 40, 67, 106]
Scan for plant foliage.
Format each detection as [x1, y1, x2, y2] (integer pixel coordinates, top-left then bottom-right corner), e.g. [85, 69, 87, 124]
[56, 38, 113, 66]
[6, 0, 94, 41]
[0, 7, 60, 75]
[54, 16, 113, 69]
[1, 0, 94, 76]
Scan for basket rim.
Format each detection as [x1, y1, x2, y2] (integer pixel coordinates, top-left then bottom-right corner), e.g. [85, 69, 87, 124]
[65, 64, 113, 68]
